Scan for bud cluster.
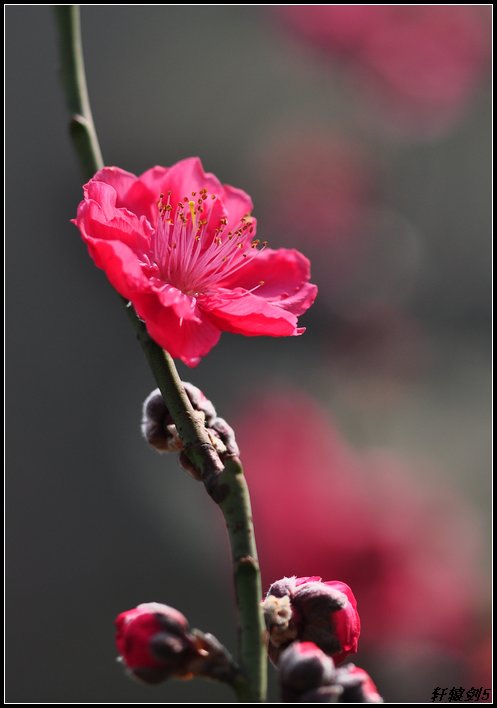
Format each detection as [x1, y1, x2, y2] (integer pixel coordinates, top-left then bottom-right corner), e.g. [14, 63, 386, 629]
[142, 384, 239, 479]
[263, 576, 360, 666]
[279, 642, 383, 703]
[262, 576, 382, 702]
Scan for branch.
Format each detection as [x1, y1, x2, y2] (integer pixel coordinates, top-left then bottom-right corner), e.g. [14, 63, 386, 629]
[54, 6, 267, 702]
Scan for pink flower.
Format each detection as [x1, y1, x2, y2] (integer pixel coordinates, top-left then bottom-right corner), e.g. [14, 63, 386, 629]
[73, 158, 317, 366]
[115, 602, 197, 683]
[275, 6, 490, 137]
[263, 575, 360, 666]
[255, 128, 375, 246]
[236, 390, 487, 654]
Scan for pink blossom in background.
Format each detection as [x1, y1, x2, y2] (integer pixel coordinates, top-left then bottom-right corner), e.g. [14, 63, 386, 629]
[236, 390, 487, 656]
[255, 129, 376, 246]
[73, 158, 317, 366]
[253, 128, 376, 311]
[253, 129, 422, 315]
[275, 6, 490, 137]
[325, 304, 428, 408]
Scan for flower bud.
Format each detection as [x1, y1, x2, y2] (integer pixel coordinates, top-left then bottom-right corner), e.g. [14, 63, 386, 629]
[115, 603, 239, 687]
[141, 390, 180, 452]
[279, 641, 337, 702]
[142, 385, 240, 482]
[209, 417, 240, 457]
[263, 576, 360, 665]
[178, 450, 203, 481]
[278, 643, 382, 703]
[183, 382, 217, 425]
[141, 384, 217, 452]
[115, 602, 198, 683]
[335, 664, 383, 703]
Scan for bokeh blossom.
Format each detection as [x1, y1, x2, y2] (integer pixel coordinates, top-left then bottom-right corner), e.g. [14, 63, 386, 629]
[236, 390, 488, 678]
[275, 6, 490, 138]
[253, 127, 422, 325]
[263, 575, 360, 666]
[255, 128, 376, 247]
[73, 158, 317, 365]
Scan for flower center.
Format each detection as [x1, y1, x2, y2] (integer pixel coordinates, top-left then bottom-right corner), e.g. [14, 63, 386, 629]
[149, 189, 266, 296]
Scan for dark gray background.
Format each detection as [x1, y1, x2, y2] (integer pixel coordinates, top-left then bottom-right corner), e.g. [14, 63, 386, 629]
[6, 6, 491, 703]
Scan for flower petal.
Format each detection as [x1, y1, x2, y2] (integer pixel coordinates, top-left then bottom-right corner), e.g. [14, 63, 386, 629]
[296, 576, 323, 586]
[156, 284, 200, 322]
[134, 295, 222, 366]
[163, 157, 224, 200]
[220, 248, 318, 315]
[332, 602, 361, 660]
[83, 237, 152, 301]
[134, 158, 253, 228]
[76, 183, 152, 253]
[324, 581, 358, 608]
[220, 183, 254, 227]
[201, 289, 300, 337]
[88, 166, 138, 206]
[125, 166, 172, 222]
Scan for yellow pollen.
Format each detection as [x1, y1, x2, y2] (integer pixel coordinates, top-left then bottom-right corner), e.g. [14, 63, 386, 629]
[188, 200, 197, 226]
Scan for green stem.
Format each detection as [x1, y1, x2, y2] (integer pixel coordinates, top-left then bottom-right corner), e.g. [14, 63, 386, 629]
[54, 6, 103, 175]
[218, 458, 266, 702]
[124, 306, 225, 496]
[54, 6, 266, 702]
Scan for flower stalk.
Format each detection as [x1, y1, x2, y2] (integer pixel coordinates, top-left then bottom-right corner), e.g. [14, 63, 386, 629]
[54, 5, 102, 177]
[54, 5, 266, 701]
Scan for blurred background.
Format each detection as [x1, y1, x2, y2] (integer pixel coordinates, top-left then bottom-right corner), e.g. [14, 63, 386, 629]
[6, 6, 491, 703]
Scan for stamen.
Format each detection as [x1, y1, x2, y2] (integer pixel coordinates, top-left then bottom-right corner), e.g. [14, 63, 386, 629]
[150, 191, 266, 295]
